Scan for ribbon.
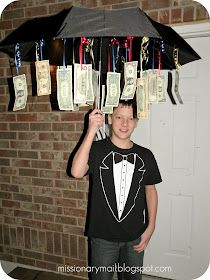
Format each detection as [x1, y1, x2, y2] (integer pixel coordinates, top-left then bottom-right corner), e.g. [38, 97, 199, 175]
[84, 38, 91, 64]
[80, 37, 93, 67]
[79, 36, 86, 67]
[110, 38, 119, 72]
[112, 45, 115, 72]
[89, 39, 95, 69]
[140, 36, 149, 77]
[39, 39, 45, 61]
[14, 43, 22, 75]
[35, 42, 39, 61]
[62, 38, 66, 67]
[116, 44, 120, 70]
[72, 38, 75, 64]
[108, 47, 110, 72]
[152, 42, 155, 71]
[174, 70, 183, 104]
[173, 47, 181, 70]
[158, 50, 162, 75]
[167, 71, 176, 105]
[124, 39, 128, 62]
[127, 36, 134, 62]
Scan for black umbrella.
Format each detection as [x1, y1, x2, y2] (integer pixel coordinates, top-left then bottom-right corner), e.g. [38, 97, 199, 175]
[0, 9, 70, 60]
[0, 6, 201, 69]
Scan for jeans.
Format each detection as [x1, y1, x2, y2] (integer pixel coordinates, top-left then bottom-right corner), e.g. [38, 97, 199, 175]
[90, 237, 144, 280]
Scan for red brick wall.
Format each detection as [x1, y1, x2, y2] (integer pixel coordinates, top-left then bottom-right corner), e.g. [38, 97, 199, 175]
[0, 0, 209, 278]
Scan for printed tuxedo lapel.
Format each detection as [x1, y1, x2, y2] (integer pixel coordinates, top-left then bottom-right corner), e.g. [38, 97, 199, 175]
[100, 152, 146, 223]
[99, 152, 119, 221]
[120, 155, 145, 221]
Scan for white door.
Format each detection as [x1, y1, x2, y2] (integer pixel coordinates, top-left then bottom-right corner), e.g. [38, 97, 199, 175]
[132, 23, 210, 280]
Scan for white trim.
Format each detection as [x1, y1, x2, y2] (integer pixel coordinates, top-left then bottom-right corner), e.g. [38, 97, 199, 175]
[172, 22, 210, 38]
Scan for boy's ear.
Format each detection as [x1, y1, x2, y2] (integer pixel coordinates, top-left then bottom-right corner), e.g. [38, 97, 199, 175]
[134, 118, 138, 128]
[108, 114, 112, 125]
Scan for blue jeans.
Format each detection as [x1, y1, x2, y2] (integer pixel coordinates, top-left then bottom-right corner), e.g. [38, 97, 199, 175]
[90, 237, 144, 280]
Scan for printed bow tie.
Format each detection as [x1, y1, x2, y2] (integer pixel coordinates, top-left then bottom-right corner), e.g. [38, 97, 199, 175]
[114, 153, 134, 164]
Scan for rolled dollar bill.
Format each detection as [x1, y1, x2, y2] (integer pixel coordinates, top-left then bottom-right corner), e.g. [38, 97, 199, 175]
[13, 74, 28, 111]
[92, 69, 99, 104]
[86, 65, 94, 103]
[174, 70, 183, 104]
[136, 77, 149, 119]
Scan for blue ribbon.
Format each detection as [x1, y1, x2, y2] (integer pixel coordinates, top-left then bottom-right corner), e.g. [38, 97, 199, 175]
[15, 43, 22, 75]
[160, 40, 165, 53]
[39, 39, 45, 61]
[112, 45, 115, 72]
[125, 47, 128, 63]
[63, 38, 66, 67]
[115, 45, 119, 70]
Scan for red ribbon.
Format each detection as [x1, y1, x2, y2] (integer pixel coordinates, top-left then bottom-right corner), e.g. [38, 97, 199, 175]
[80, 36, 87, 67]
[111, 38, 118, 45]
[158, 50, 162, 74]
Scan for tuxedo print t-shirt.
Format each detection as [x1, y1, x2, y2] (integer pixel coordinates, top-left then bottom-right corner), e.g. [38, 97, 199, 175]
[86, 138, 162, 242]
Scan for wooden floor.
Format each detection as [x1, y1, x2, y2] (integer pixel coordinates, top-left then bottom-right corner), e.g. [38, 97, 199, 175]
[9, 267, 171, 280]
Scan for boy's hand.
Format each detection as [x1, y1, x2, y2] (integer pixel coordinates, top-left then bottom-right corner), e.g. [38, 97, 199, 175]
[88, 109, 104, 134]
[133, 227, 154, 253]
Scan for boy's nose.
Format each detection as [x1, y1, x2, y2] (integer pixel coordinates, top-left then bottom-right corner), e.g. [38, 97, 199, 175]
[122, 119, 128, 126]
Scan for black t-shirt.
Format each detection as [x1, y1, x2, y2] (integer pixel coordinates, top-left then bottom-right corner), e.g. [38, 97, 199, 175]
[86, 138, 162, 242]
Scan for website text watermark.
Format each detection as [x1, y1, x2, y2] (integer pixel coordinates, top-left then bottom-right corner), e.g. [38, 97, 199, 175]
[57, 263, 172, 274]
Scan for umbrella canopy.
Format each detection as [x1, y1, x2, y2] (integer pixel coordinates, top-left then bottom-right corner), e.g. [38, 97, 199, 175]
[56, 6, 161, 38]
[0, 6, 201, 68]
[0, 9, 70, 58]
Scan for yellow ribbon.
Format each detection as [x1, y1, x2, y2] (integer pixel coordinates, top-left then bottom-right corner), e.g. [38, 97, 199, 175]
[140, 36, 149, 77]
[173, 48, 181, 70]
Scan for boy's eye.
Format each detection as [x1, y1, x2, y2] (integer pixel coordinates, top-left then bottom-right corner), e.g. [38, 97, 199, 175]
[115, 116, 121, 119]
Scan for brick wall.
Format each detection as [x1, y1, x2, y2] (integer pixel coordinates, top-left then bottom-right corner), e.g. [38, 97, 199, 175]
[0, 0, 209, 278]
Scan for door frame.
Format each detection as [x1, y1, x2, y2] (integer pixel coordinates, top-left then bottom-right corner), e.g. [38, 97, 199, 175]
[172, 22, 210, 39]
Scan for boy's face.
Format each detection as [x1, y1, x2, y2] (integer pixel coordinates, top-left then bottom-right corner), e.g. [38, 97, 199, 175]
[108, 104, 138, 141]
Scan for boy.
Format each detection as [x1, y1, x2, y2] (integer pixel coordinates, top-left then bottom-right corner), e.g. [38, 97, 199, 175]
[71, 100, 162, 280]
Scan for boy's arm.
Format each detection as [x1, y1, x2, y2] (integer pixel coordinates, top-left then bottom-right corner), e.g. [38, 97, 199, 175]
[71, 109, 104, 178]
[133, 185, 158, 253]
[145, 184, 158, 232]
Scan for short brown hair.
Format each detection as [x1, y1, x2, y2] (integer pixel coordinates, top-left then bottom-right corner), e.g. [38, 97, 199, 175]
[113, 98, 137, 118]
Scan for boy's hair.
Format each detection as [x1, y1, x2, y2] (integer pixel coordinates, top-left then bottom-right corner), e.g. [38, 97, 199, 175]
[113, 98, 137, 119]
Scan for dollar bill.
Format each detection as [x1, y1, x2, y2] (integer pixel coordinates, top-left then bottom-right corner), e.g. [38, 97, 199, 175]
[174, 70, 183, 104]
[74, 63, 87, 104]
[101, 83, 113, 114]
[147, 71, 158, 103]
[92, 70, 99, 102]
[56, 66, 74, 111]
[121, 61, 138, 100]
[13, 74, 28, 111]
[35, 60, 51, 96]
[136, 77, 149, 119]
[157, 75, 166, 103]
[96, 85, 106, 141]
[102, 105, 113, 114]
[106, 72, 121, 107]
[86, 65, 94, 103]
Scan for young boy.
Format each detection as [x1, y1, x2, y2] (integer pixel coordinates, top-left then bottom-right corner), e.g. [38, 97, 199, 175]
[71, 100, 162, 280]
